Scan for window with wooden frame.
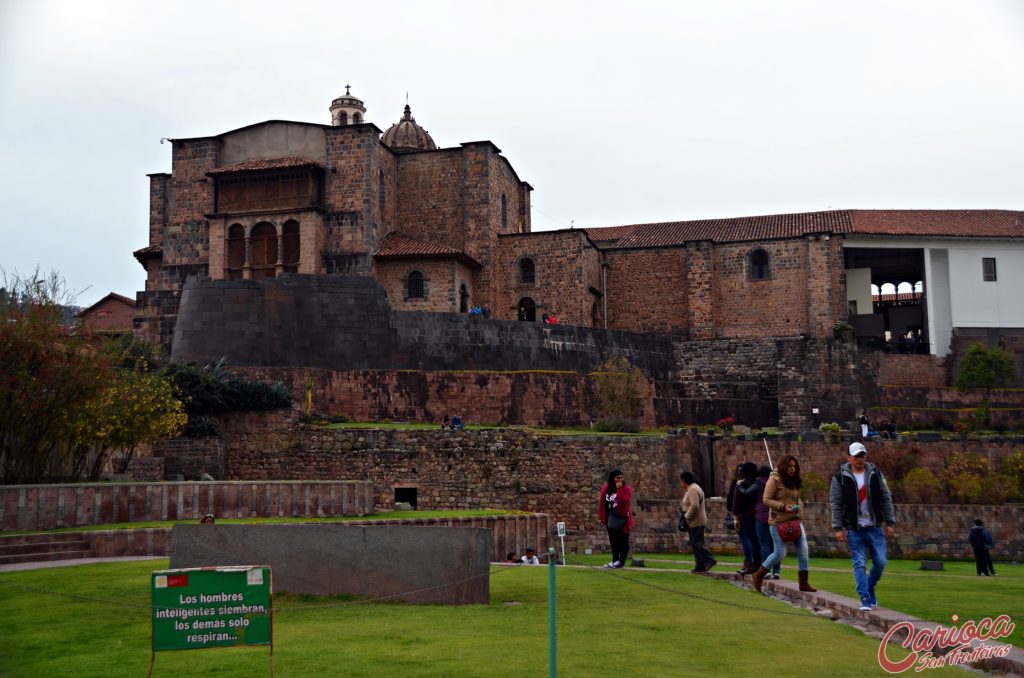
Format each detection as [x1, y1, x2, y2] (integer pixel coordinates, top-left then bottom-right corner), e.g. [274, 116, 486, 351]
[748, 249, 770, 281]
[282, 220, 300, 273]
[518, 257, 536, 285]
[250, 222, 278, 280]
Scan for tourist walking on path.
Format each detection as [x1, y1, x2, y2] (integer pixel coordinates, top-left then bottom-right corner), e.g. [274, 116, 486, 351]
[753, 455, 815, 593]
[829, 442, 896, 610]
[680, 471, 716, 573]
[598, 468, 634, 568]
[968, 519, 996, 576]
[733, 462, 761, 575]
[753, 466, 780, 580]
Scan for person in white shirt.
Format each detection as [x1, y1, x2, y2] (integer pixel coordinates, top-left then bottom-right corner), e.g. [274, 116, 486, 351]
[520, 547, 540, 565]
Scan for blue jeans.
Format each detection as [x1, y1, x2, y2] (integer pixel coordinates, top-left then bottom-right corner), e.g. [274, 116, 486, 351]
[755, 521, 780, 575]
[737, 516, 759, 563]
[846, 526, 887, 600]
[761, 523, 809, 572]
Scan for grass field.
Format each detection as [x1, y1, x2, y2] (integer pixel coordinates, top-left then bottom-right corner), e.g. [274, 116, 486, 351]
[0, 556, 993, 677]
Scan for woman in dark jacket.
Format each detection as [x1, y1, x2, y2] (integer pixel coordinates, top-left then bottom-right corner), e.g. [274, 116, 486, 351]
[754, 466, 780, 579]
[733, 461, 761, 575]
[597, 468, 634, 569]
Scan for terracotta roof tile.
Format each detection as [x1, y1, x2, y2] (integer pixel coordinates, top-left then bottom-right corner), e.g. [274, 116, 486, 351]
[610, 210, 852, 248]
[206, 156, 322, 175]
[581, 225, 640, 243]
[849, 210, 1024, 238]
[596, 209, 1024, 248]
[374, 234, 481, 269]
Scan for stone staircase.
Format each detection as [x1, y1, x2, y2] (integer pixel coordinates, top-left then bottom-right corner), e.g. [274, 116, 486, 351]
[0, 533, 94, 565]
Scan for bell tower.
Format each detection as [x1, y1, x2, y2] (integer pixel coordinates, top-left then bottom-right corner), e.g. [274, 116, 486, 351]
[329, 85, 367, 126]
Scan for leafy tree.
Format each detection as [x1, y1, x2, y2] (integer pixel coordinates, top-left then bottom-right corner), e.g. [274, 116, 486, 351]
[954, 342, 1017, 427]
[941, 450, 990, 503]
[593, 356, 644, 432]
[0, 269, 112, 483]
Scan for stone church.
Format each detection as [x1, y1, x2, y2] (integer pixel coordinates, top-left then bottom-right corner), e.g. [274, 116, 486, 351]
[133, 89, 1024, 429]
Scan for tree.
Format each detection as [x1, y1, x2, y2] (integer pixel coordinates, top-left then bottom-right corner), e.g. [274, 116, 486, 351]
[0, 269, 113, 483]
[954, 342, 1017, 427]
[593, 356, 645, 432]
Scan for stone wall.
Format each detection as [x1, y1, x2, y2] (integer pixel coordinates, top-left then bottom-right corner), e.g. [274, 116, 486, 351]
[0, 481, 372, 532]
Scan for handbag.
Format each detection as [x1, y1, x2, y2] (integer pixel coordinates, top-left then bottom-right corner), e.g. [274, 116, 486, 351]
[678, 513, 689, 532]
[776, 518, 802, 542]
[607, 510, 627, 530]
[724, 513, 734, 530]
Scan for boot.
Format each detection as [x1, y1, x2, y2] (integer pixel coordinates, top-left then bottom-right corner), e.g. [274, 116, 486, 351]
[752, 566, 769, 593]
[737, 559, 752, 575]
[798, 570, 817, 592]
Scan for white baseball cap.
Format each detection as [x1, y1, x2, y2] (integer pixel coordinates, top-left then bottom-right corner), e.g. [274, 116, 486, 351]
[848, 442, 867, 457]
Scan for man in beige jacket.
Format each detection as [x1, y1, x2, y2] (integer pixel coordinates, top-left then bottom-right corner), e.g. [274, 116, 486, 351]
[680, 471, 717, 573]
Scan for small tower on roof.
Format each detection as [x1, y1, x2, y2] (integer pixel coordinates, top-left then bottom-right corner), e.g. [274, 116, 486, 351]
[382, 100, 437, 152]
[329, 85, 366, 126]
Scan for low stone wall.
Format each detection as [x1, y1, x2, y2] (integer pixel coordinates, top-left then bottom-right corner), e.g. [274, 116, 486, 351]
[0, 481, 373, 532]
[9, 514, 550, 565]
[170, 523, 492, 604]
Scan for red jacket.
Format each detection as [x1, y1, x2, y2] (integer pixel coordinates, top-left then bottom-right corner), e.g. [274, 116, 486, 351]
[598, 482, 635, 533]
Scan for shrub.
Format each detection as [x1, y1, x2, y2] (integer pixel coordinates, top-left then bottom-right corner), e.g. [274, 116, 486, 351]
[222, 379, 293, 411]
[801, 471, 829, 502]
[594, 417, 641, 433]
[870, 444, 920, 486]
[941, 451, 991, 503]
[593, 357, 644, 429]
[901, 467, 944, 503]
[996, 451, 1024, 502]
[183, 415, 222, 438]
[716, 417, 736, 431]
[817, 422, 843, 443]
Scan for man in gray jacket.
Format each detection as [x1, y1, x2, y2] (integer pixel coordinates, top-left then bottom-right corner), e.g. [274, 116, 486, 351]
[830, 442, 896, 611]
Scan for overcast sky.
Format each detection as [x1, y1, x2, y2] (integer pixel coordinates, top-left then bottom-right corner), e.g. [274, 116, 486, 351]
[2, 0, 1023, 305]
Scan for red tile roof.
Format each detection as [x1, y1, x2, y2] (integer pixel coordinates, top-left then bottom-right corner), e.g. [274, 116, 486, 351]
[592, 209, 1024, 248]
[849, 210, 1024, 238]
[206, 156, 322, 175]
[374, 234, 481, 269]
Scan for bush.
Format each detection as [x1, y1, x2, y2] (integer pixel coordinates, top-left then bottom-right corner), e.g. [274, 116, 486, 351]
[996, 451, 1024, 502]
[801, 471, 829, 502]
[941, 451, 991, 503]
[223, 380, 293, 411]
[593, 357, 644, 430]
[901, 467, 944, 503]
[594, 417, 641, 433]
[870, 444, 920, 487]
[183, 415, 222, 438]
[817, 422, 843, 443]
[716, 417, 736, 431]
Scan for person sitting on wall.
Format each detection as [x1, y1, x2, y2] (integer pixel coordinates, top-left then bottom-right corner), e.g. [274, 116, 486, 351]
[521, 547, 540, 565]
[469, 305, 482, 315]
[441, 415, 451, 430]
[506, 551, 519, 564]
[482, 306, 492, 319]
[200, 514, 215, 524]
[450, 414, 464, 430]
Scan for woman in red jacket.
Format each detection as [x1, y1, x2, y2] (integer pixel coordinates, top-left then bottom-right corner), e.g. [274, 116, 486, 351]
[598, 468, 634, 568]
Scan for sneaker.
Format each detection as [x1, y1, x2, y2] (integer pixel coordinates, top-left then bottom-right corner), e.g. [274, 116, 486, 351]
[868, 588, 877, 607]
[603, 561, 615, 568]
[611, 561, 624, 569]
[859, 597, 873, 611]
[771, 573, 781, 580]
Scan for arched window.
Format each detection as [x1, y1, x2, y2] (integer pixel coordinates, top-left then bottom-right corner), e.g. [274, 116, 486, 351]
[282, 220, 300, 273]
[517, 297, 536, 322]
[459, 284, 469, 312]
[227, 223, 245, 280]
[250, 222, 277, 280]
[748, 249, 770, 281]
[407, 271, 425, 299]
[338, 112, 348, 125]
[501, 194, 508, 229]
[353, 113, 362, 124]
[518, 257, 536, 285]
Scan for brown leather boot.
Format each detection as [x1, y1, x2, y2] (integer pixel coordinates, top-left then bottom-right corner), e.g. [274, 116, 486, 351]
[737, 560, 751, 575]
[752, 566, 769, 592]
[798, 570, 817, 592]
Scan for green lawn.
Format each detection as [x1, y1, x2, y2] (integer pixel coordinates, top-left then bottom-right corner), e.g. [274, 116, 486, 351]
[625, 552, 1024, 649]
[0, 558, 978, 677]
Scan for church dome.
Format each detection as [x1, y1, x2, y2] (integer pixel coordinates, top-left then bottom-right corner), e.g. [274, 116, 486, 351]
[381, 104, 436, 152]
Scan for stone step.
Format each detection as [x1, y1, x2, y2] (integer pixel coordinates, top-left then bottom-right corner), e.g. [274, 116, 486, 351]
[0, 540, 91, 556]
[0, 532, 93, 546]
[0, 549, 94, 565]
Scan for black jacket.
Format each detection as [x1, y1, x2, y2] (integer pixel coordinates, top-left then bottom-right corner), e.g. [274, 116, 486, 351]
[829, 462, 895, 531]
[968, 526, 993, 550]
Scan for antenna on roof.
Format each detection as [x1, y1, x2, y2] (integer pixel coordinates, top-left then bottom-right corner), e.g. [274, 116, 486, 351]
[570, 219, 575, 230]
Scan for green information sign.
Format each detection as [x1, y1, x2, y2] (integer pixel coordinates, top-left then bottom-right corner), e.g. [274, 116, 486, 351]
[151, 566, 273, 652]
